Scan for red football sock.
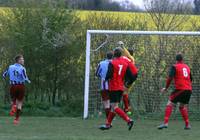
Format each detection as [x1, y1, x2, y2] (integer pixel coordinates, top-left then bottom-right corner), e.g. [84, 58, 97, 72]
[179, 106, 189, 126]
[164, 104, 173, 124]
[114, 107, 130, 123]
[105, 108, 111, 118]
[10, 101, 17, 116]
[106, 112, 116, 126]
[122, 93, 129, 112]
[16, 109, 21, 120]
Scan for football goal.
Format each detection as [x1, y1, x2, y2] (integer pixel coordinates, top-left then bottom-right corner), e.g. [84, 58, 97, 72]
[84, 30, 200, 120]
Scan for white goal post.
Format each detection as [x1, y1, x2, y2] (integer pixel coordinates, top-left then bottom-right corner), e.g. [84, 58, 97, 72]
[84, 30, 200, 119]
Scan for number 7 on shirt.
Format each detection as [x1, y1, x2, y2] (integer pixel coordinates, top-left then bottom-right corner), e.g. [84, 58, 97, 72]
[118, 65, 123, 75]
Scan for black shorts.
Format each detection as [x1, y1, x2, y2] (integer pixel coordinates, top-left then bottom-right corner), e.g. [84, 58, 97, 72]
[169, 90, 192, 104]
[109, 90, 123, 103]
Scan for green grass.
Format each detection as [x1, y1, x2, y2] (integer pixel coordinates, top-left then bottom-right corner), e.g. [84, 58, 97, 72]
[0, 117, 199, 140]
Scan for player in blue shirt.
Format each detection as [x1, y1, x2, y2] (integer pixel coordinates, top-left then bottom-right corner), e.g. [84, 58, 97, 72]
[3, 54, 30, 125]
[96, 51, 113, 119]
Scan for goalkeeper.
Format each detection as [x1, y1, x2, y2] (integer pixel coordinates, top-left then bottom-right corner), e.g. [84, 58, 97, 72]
[118, 41, 138, 115]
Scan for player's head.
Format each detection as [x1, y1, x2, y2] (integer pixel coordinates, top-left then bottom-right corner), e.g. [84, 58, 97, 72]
[128, 48, 134, 56]
[114, 47, 122, 58]
[15, 54, 24, 65]
[176, 53, 183, 62]
[106, 51, 113, 60]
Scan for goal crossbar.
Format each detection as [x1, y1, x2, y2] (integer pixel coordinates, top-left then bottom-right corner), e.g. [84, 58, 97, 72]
[84, 30, 200, 119]
[87, 30, 200, 35]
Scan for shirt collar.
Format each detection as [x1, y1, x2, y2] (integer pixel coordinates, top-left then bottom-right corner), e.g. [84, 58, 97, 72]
[176, 61, 183, 64]
[14, 63, 22, 67]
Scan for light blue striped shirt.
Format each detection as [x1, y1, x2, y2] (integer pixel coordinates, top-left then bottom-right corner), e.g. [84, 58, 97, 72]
[96, 59, 111, 90]
[96, 59, 111, 79]
[3, 63, 30, 84]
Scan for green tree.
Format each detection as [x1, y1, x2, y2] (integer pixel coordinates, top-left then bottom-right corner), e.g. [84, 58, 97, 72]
[0, 0, 84, 115]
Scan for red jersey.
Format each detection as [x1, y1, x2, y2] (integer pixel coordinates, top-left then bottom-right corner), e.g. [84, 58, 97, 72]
[109, 57, 129, 91]
[122, 56, 138, 75]
[173, 62, 192, 90]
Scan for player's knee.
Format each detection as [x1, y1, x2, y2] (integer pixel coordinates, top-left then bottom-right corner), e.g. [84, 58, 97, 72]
[179, 103, 187, 109]
[167, 100, 175, 107]
[113, 104, 119, 110]
[110, 103, 118, 110]
[103, 100, 110, 109]
[123, 87, 129, 92]
[110, 106, 115, 112]
[18, 104, 22, 110]
[16, 100, 23, 110]
[123, 93, 128, 98]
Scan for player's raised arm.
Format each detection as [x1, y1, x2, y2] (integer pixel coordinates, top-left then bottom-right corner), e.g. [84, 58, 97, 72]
[123, 47, 135, 64]
[117, 41, 135, 64]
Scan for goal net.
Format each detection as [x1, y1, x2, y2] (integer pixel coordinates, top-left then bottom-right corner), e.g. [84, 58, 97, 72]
[84, 30, 200, 120]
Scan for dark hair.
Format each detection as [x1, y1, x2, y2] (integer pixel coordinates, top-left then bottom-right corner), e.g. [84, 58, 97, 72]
[176, 53, 183, 61]
[114, 47, 122, 57]
[15, 55, 23, 62]
[106, 51, 113, 60]
[128, 48, 134, 56]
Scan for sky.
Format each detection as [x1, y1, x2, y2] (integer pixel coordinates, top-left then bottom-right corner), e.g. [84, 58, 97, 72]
[113, 0, 144, 8]
[113, 0, 194, 9]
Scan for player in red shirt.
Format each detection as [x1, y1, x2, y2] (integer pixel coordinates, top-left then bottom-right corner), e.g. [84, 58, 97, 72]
[158, 53, 192, 130]
[99, 47, 137, 131]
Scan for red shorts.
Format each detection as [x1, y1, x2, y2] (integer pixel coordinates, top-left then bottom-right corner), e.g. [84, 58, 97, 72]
[101, 90, 110, 101]
[10, 84, 25, 101]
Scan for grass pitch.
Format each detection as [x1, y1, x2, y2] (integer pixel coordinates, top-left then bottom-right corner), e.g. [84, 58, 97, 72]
[0, 117, 199, 140]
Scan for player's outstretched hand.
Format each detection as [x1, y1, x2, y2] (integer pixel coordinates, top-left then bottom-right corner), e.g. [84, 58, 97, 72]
[160, 88, 167, 94]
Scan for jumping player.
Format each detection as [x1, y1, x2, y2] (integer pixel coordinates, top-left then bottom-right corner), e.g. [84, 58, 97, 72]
[3, 55, 31, 124]
[96, 51, 113, 118]
[117, 41, 138, 114]
[122, 48, 138, 114]
[99, 47, 137, 131]
[158, 53, 192, 130]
